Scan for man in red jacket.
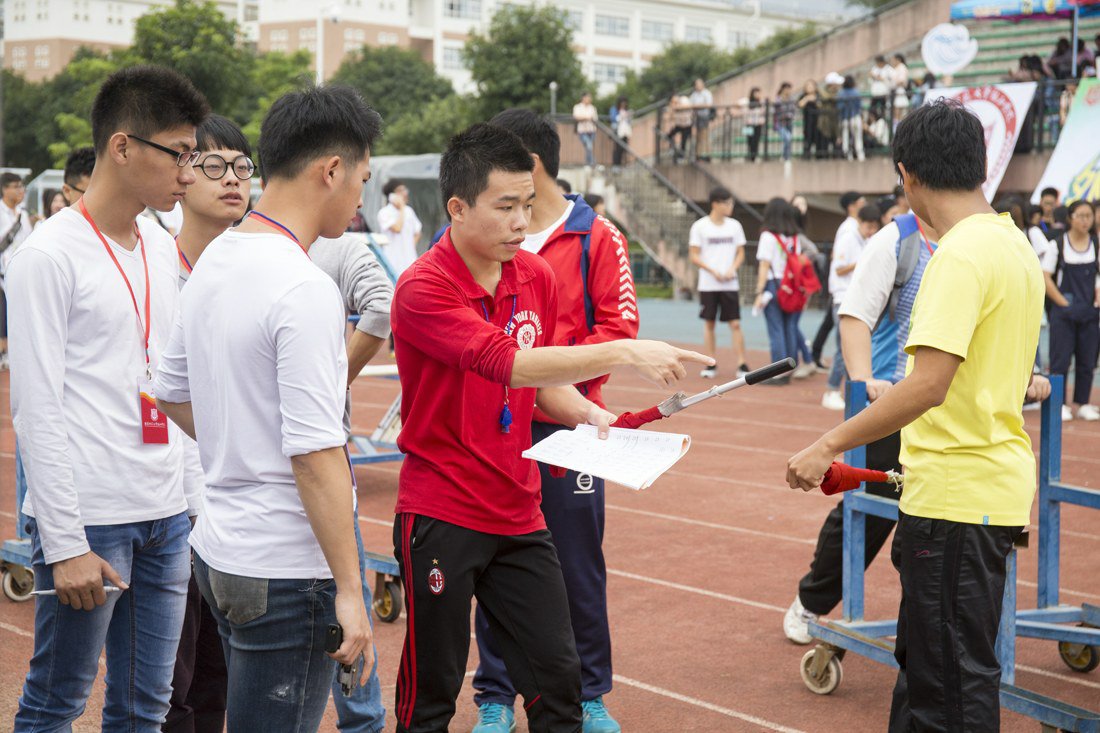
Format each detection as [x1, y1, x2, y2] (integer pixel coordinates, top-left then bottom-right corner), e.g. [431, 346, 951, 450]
[390, 123, 707, 733]
[467, 110, 638, 733]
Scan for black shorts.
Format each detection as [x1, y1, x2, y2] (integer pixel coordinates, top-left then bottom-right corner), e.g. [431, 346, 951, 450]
[699, 290, 740, 322]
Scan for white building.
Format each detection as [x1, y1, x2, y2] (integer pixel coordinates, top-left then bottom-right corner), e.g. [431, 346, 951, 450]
[4, 0, 835, 95]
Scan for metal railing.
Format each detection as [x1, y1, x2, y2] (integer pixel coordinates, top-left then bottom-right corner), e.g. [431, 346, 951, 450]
[652, 78, 1078, 164]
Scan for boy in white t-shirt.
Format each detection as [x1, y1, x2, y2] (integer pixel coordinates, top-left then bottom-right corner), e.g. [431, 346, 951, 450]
[690, 186, 749, 378]
[822, 204, 881, 410]
[377, 178, 422, 277]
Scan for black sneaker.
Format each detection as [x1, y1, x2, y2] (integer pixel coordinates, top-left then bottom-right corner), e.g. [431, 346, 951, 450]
[736, 363, 751, 378]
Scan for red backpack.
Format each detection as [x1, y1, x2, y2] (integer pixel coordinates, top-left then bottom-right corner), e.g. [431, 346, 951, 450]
[775, 234, 821, 313]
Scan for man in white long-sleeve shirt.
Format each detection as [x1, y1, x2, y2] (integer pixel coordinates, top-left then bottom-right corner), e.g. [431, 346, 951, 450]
[8, 65, 209, 732]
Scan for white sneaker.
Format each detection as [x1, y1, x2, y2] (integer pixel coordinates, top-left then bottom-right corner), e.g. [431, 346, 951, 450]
[793, 363, 815, 379]
[1062, 404, 1075, 422]
[821, 390, 845, 411]
[1077, 404, 1100, 421]
[783, 596, 818, 645]
[700, 366, 717, 379]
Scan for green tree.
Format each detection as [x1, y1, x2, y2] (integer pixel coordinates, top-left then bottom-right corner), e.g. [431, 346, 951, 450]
[1, 70, 53, 171]
[331, 46, 455, 129]
[129, 0, 249, 114]
[239, 50, 314, 153]
[378, 94, 477, 155]
[464, 5, 586, 118]
[612, 43, 737, 110]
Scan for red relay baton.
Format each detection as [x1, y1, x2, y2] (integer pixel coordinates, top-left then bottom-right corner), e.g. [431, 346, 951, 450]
[546, 359, 797, 477]
[819, 462, 903, 496]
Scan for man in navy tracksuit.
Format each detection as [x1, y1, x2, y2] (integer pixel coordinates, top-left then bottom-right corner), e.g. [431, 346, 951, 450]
[471, 109, 638, 733]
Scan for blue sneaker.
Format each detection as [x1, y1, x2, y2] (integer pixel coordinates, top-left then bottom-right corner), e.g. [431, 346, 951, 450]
[582, 697, 621, 733]
[472, 702, 516, 733]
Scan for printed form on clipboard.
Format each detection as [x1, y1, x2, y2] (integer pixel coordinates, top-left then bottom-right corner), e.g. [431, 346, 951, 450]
[522, 425, 691, 490]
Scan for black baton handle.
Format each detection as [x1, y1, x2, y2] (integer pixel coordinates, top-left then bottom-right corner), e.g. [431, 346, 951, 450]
[744, 357, 797, 385]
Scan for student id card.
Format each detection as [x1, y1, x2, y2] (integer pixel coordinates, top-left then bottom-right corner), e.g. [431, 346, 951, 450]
[139, 378, 169, 444]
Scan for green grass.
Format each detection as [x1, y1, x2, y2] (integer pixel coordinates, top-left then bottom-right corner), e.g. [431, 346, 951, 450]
[635, 283, 675, 299]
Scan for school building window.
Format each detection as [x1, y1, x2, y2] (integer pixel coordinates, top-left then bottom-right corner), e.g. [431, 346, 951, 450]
[685, 25, 712, 43]
[641, 19, 673, 42]
[593, 62, 628, 86]
[594, 14, 629, 38]
[444, 0, 480, 19]
[565, 10, 584, 32]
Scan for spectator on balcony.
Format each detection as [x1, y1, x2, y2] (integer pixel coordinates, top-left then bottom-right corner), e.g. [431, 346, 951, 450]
[741, 87, 766, 163]
[1043, 199, 1100, 422]
[818, 74, 843, 159]
[666, 92, 694, 162]
[1061, 79, 1078, 128]
[573, 91, 598, 167]
[798, 79, 822, 160]
[866, 108, 890, 149]
[891, 54, 911, 123]
[609, 96, 632, 168]
[774, 82, 797, 163]
[1049, 38, 1074, 79]
[838, 75, 865, 162]
[911, 72, 937, 108]
[691, 78, 715, 162]
[869, 55, 894, 120]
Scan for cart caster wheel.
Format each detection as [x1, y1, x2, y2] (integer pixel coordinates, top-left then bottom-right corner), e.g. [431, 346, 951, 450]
[2, 567, 34, 603]
[1058, 637, 1100, 673]
[801, 648, 843, 695]
[373, 580, 402, 623]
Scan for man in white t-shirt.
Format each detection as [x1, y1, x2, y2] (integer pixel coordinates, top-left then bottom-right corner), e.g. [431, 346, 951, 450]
[822, 204, 881, 410]
[812, 191, 866, 373]
[377, 178, 423, 277]
[155, 86, 381, 732]
[691, 186, 749, 379]
[0, 172, 33, 365]
[10, 66, 209, 732]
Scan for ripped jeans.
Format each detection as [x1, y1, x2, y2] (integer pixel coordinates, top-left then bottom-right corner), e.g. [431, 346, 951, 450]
[193, 553, 338, 733]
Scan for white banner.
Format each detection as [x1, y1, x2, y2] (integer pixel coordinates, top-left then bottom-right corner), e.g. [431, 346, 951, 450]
[921, 23, 979, 76]
[924, 82, 1037, 201]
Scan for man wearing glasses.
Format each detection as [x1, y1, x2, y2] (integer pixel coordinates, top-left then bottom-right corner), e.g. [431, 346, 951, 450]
[0, 172, 32, 367]
[61, 147, 96, 206]
[8, 65, 210, 731]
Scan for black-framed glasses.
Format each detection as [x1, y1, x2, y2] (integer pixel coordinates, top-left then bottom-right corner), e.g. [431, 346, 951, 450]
[127, 134, 201, 167]
[69, 184, 85, 195]
[197, 154, 256, 181]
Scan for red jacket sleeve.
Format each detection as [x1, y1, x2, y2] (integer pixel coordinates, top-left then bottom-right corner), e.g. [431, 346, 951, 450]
[576, 218, 639, 346]
[391, 270, 518, 385]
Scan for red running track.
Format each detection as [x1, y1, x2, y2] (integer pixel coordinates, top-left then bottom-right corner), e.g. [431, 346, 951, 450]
[0, 349, 1097, 732]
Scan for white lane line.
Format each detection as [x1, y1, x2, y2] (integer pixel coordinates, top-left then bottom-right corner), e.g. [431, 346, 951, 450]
[607, 568, 787, 614]
[606, 504, 816, 546]
[1016, 664, 1100, 690]
[1017, 579, 1100, 601]
[0, 621, 32, 638]
[663, 469, 798, 495]
[358, 516, 392, 529]
[612, 674, 807, 733]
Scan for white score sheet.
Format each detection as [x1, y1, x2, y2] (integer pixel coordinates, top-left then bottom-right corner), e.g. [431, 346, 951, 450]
[522, 425, 691, 490]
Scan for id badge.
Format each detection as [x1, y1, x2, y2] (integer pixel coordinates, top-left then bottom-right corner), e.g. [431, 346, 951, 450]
[139, 378, 169, 444]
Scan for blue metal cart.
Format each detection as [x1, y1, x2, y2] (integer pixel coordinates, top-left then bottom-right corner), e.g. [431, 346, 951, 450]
[1, 449, 34, 602]
[800, 380, 1100, 732]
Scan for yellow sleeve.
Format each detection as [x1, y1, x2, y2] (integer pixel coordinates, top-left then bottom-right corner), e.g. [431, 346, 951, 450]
[905, 247, 984, 360]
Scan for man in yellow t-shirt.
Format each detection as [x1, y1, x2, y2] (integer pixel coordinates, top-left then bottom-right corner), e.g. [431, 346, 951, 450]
[786, 100, 1049, 733]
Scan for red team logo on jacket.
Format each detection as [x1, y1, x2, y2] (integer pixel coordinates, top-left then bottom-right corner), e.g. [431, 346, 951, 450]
[428, 566, 445, 595]
[506, 310, 544, 350]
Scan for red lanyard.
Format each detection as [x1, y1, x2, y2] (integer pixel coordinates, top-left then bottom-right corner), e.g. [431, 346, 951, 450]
[248, 211, 308, 256]
[176, 244, 193, 273]
[915, 219, 936, 257]
[79, 198, 151, 372]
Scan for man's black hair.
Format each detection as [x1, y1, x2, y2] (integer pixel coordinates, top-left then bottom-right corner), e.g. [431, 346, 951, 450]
[1040, 187, 1060, 200]
[839, 191, 862, 212]
[892, 100, 985, 191]
[489, 108, 561, 179]
[875, 55, 886, 64]
[857, 203, 881, 223]
[90, 65, 210, 155]
[439, 123, 534, 207]
[259, 85, 382, 181]
[892, 184, 906, 199]
[63, 147, 96, 187]
[196, 114, 251, 157]
[583, 193, 604, 210]
[762, 197, 799, 236]
[0, 172, 23, 189]
[709, 186, 733, 205]
[382, 179, 405, 197]
[556, 178, 572, 194]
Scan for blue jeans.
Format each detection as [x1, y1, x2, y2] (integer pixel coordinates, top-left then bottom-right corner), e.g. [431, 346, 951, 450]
[827, 303, 847, 389]
[763, 281, 802, 364]
[16, 513, 191, 732]
[193, 554, 337, 733]
[332, 518, 385, 733]
[778, 125, 793, 161]
[579, 132, 595, 166]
